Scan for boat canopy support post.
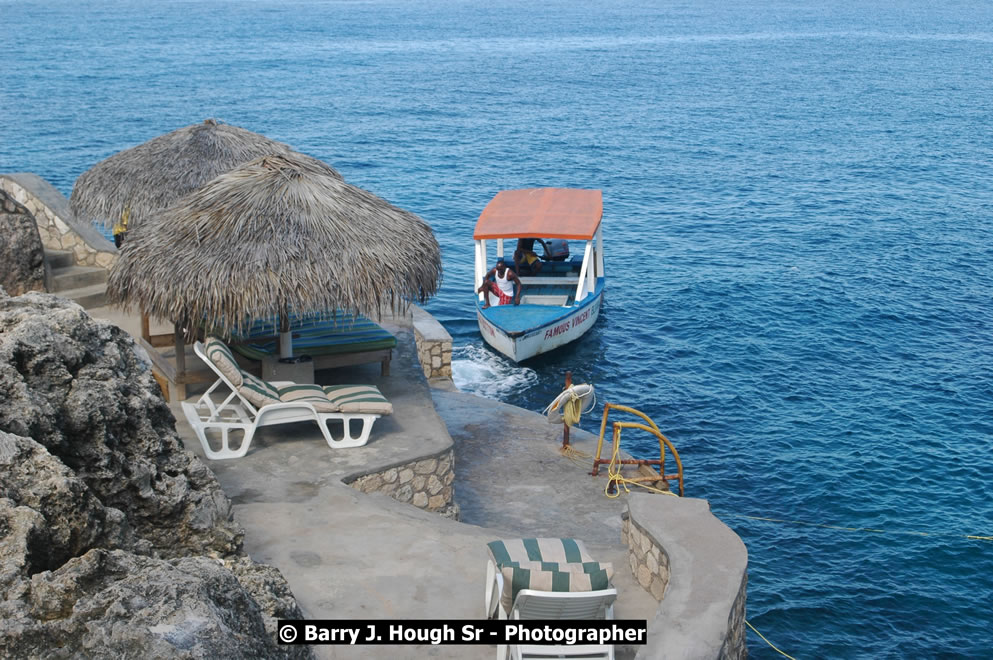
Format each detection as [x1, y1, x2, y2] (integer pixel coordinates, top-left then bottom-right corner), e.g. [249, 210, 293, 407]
[562, 371, 572, 449]
[575, 240, 593, 302]
[595, 224, 604, 277]
[475, 239, 486, 300]
[586, 238, 596, 294]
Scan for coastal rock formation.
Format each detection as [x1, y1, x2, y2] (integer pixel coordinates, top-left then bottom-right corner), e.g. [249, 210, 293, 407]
[0, 292, 311, 659]
[0, 189, 46, 296]
[0, 291, 239, 557]
[4, 547, 305, 659]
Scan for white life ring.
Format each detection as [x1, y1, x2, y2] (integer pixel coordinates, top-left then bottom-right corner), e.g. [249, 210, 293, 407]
[542, 383, 596, 425]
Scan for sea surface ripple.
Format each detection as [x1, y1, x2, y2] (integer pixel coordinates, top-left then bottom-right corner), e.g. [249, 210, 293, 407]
[2, 1, 992, 657]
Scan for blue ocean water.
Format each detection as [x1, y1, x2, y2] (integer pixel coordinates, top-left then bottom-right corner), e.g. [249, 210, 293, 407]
[3, 1, 992, 656]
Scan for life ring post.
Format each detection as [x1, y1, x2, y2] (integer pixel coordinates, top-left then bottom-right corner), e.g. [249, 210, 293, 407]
[561, 371, 572, 449]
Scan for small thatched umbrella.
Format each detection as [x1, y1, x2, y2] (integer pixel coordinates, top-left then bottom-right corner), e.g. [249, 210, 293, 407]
[107, 153, 442, 358]
[70, 118, 341, 231]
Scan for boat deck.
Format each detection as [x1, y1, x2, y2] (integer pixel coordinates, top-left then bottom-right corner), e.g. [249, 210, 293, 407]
[481, 302, 567, 333]
[481, 277, 603, 334]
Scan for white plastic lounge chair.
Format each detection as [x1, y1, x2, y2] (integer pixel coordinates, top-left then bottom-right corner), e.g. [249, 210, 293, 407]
[484, 538, 618, 660]
[181, 338, 392, 459]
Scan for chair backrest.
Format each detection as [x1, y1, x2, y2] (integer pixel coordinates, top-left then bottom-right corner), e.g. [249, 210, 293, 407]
[513, 589, 617, 620]
[195, 340, 238, 389]
[194, 339, 276, 414]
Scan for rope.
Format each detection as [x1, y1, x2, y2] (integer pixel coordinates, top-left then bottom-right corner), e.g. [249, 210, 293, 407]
[604, 436, 678, 499]
[559, 444, 591, 467]
[719, 513, 993, 542]
[562, 395, 583, 427]
[745, 620, 797, 660]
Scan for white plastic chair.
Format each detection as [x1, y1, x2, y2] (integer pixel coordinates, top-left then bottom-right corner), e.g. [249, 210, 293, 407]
[181, 340, 389, 459]
[484, 540, 617, 660]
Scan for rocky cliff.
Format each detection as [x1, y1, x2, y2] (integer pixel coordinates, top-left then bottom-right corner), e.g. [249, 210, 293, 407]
[0, 190, 46, 296]
[0, 291, 311, 659]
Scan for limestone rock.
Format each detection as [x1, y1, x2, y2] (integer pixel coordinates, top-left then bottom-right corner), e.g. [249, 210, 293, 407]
[0, 293, 313, 658]
[0, 431, 132, 576]
[2, 549, 309, 659]
[0, 190, 46, 296]
[226, 557, 308, 641]
[0, 292, 241, 557]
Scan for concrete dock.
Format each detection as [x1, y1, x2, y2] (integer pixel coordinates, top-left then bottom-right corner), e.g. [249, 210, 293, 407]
[88, 305, 661, 658]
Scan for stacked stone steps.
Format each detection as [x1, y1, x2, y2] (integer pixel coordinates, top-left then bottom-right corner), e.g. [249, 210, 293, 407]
[46, 249, 108, 309]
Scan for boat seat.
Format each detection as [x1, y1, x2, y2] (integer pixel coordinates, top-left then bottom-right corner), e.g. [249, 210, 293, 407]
[521, 294, 570, 306]
[517, 276, 580, 286]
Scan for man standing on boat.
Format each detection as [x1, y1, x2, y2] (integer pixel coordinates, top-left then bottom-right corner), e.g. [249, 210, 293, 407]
[478, 257, 521, 308]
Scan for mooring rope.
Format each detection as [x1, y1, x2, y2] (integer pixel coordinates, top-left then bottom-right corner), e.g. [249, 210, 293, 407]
[745, 620, 797, 659]
[717, 512, 993, 542]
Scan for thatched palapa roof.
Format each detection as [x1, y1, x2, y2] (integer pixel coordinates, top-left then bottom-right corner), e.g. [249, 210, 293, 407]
[106, 153, 441, 335]
[70, 119, 341, 230]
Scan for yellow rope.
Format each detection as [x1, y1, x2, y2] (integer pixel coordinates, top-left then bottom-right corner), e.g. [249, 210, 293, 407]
[720, 513, 993, 542]
[559, 444, 591, 467]
[563, 395, 583, 426]
[604, 435, 678, 499]
[745, 620, 797, 660]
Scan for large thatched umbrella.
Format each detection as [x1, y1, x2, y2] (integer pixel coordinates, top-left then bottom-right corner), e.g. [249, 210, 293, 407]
[70, 118, 341, 231]
[107, 153, 442, 358]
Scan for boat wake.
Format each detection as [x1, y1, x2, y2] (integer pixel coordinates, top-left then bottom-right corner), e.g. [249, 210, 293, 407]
[451, 344, 538, 399]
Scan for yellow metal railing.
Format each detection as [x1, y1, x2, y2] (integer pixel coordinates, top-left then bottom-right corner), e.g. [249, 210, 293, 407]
[592, 403, 684, 497]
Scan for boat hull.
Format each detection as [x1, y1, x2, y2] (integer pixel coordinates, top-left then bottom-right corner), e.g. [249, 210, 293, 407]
[477, 291, 602, 362]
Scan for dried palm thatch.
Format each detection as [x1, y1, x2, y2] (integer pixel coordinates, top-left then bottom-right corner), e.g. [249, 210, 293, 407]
[107, 153, 442, 337]
[70, 118, 341, 230]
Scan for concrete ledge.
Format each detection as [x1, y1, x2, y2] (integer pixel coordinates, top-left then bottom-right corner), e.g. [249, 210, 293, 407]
[625, 494, 748, 660]
[411, 303, 452, 381]
[0, 173, 117, 269]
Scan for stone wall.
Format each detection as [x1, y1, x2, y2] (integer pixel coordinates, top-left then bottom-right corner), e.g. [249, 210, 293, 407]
[0, 173, 117, 270]
[411, 303, 452, 381]
[622, 515, 671, 602]
[348, 449, 458, 519]
[624, 495, 748, 660]
[720, 571, 748, 660]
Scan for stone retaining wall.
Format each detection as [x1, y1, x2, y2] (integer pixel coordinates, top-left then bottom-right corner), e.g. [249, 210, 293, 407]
[347, 449, 458, 519]
[720, 572, 748, 660]
[411, 304, 452, 381]
[0, 173, 117, 270]
[624, 495, 748, 660]
[622, 515, 671, 602]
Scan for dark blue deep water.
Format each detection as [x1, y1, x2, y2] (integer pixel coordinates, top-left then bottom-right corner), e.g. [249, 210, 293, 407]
[3, 1, 992, 656]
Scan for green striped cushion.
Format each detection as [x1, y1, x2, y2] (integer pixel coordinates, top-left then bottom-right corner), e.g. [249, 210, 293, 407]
[205, 337, 243, 388]
[238, 373, 280, 408]
[323, 385, 392, 415]
[498, 561, 614, 612]
[487, 538, 595, 566]
[277, 384, 340, 413]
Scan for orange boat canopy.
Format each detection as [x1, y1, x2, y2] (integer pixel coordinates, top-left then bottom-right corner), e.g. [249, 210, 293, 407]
[473, 188, 603, 241]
